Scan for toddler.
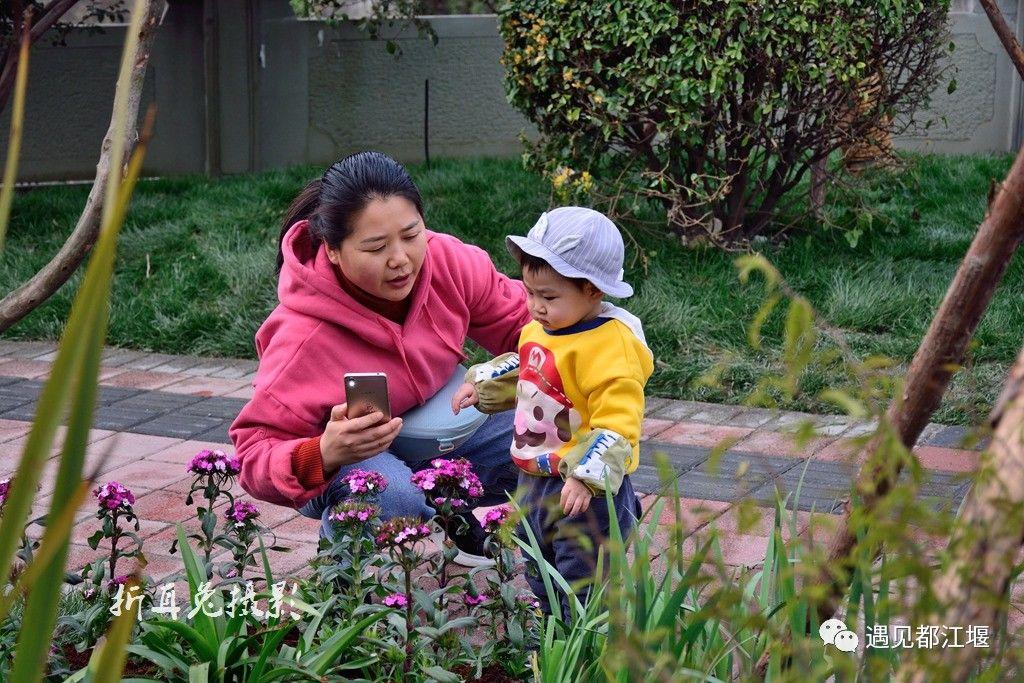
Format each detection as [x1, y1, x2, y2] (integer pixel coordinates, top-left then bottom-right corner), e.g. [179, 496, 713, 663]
[451, 206, 653, 616]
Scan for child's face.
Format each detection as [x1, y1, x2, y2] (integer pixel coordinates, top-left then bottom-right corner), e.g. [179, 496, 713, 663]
[522, 267, 603, 331]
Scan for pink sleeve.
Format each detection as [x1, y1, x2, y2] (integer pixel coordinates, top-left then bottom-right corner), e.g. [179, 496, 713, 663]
[461, 243, 532, 355]
[229, 388, 330, 509]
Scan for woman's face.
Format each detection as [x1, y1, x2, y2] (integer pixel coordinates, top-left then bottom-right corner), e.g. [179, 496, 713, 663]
[327, 196, 427, 302]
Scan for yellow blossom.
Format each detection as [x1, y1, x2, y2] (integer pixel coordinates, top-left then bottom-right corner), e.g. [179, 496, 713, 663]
[563, 68, 574, 82]
[577, 171, 594, 193]
[551, 167, 571, 189]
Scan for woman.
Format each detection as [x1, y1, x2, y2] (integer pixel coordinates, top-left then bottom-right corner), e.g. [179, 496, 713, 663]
[229, 151, 531, 564]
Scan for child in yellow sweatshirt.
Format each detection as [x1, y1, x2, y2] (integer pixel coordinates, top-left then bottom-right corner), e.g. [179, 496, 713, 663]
[451, 206, 654, 617]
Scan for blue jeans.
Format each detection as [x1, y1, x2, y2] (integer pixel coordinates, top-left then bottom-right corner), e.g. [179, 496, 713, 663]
[517, 471, 641, 620]
[299, 410, 518, 539]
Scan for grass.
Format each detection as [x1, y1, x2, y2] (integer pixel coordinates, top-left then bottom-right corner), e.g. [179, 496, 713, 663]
[2, 153, 1021, 425]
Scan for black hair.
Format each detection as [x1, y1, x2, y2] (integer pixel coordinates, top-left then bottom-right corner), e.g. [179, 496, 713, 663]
[517, 251, 591, 291]
[276, 151, 424, 273]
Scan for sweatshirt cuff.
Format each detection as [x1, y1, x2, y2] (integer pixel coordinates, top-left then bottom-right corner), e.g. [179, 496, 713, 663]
[292, 436, 326, 488]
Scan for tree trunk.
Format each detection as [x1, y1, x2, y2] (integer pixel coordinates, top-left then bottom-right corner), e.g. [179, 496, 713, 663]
[895, 346, 1024, 682]
[842, 73, 895, 173]
[809, 158, 826, 218]
[754, 139, 1024, 680]
[0, 1, 163, 333]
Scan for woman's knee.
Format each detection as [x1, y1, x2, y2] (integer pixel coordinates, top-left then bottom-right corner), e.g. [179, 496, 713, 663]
[378, 477, 433, 520]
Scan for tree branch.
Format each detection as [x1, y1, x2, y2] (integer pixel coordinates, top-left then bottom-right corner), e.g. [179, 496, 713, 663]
[896, 345, 1024, 681]
[0, 0, 165, 333]
[754, 132, 1024, 681]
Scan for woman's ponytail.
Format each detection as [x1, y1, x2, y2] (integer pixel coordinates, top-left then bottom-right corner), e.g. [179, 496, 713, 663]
[276, 152, 424, 274]
[276, 179, 322, 274]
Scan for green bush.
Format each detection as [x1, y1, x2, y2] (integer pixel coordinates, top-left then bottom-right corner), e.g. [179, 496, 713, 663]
[500, 0, 952, 246]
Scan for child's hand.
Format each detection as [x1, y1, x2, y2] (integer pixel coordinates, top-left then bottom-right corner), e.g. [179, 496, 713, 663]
[560, 477, 592, 517]
[451, 382, 479, 414]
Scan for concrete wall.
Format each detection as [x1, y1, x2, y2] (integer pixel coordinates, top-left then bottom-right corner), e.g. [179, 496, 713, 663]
[3, 0, 1022, 182]
[0, 1, 207, 181]
[257, 13, 531, 171]
[896, 0, 1024, 153]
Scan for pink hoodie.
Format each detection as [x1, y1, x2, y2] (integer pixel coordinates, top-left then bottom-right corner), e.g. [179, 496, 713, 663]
[229, 220, 531, 508]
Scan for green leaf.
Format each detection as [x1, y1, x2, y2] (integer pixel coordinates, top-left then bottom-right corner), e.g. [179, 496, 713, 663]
[307, 611, 388, 674]
[424, 666, 461, 683]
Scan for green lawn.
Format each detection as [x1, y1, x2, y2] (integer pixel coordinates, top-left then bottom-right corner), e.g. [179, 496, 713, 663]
[2, 154, 1021, 425]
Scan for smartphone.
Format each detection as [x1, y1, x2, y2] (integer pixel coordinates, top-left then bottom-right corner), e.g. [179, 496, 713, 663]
[344, 373, 391, 422]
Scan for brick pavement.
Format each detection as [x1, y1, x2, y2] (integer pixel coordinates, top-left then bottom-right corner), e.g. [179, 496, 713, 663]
[0, 340, 988, 586]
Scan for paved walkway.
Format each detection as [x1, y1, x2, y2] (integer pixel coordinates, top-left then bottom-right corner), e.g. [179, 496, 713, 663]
[0, 340, 986, 584]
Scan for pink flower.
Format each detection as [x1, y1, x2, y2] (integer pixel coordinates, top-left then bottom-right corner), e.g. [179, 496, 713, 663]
[93, 481, 135, 511]
[0, 477, 10, 510]
[375, 516, 432, 549]
[188, 449, 241, 476]
[410, 458, 484, 505]
[340, 469, 388, 497]
[383, 593, 408, 608]
[225, 501, 259, 526]
[463, 593, 487, 607]
[431, 496, 468, 509]
[329, 501, 379, 528]
[482, 505, 512, 534]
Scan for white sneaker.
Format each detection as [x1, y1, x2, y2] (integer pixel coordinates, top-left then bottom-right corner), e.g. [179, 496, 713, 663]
[429, 530, 496, 568]
[453, 549, 496, 568]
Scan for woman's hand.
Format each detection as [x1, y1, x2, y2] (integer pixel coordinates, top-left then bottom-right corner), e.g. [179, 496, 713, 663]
[450, 382, 479, 414]
[320, 403, 403, 476]
[560, 477, 593, 517]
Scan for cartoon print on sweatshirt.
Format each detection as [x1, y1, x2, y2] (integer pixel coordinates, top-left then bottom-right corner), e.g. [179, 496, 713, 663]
[512, 342, 582, 475]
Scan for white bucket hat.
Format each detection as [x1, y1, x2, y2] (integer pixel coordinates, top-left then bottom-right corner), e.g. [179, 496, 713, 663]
[506, 206, 633, 298]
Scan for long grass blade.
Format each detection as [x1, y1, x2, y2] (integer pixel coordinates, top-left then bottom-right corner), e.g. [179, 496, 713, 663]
[5, 3, 153, 678]
[91, 575, 143, 683]
[0, 11, 30, 250]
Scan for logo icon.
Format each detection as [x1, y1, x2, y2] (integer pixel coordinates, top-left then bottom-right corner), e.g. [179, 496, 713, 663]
[820, 618, 859, 653]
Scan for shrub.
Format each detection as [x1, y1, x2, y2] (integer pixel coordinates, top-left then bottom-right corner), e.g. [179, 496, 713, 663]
[500, 0, 952, 246]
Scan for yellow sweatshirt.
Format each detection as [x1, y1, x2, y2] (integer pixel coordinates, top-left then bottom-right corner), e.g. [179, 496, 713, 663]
[468, 305, 654, 494]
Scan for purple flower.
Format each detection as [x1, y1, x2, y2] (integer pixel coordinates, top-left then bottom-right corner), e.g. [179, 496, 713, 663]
[107, 574, 130, 591]
[375, 516, 432, 549]
[329, 501, 379, 529]
[383, 593, 408, 608]
[464, 593, 487, 607]
[410, 458, 484, 503]
[482, 505, 512, 534]
[517, 594, 541, 611]
[431, 496, 468, 509]
[188, 449, 241, 476]
[225, 501, 259, 526]
[340, 469, 388, 497]
[93, 481, 135, 511]
[0, 477, 10, 510]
